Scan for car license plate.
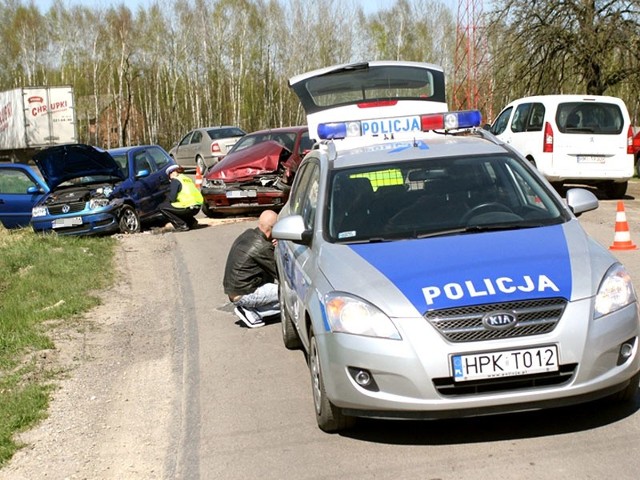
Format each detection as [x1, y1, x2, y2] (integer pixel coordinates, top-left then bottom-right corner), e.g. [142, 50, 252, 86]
[226, 190, 257, 198]
[52, 216, 82, 229]
[577, 155, 605, 163]
[360, 115, 421, 137]
[452, 345, 558, 382]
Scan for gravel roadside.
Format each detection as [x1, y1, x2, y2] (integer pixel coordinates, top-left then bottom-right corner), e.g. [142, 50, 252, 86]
[0, 232, 180, 480]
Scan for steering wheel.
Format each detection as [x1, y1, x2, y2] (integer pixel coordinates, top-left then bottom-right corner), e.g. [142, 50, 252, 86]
[461, 202, 514, 224]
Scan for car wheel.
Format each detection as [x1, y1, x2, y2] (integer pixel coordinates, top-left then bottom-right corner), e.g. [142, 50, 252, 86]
[309, 330, 356, 433]
[611, 371, 640, 403]
[550, 182, 564, 195]
[280, 286, 302, 350]
[196, 155, 207, 174]
[201, 202, 223, 219]
[527, 156, 537, 169]
[118, 205, 140, 234]
[604, 181, 627, 199]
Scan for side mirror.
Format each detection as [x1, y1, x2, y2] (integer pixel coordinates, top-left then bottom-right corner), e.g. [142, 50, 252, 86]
[272, 214, 312, 245]
[135, 169, 150, 179]
[27, 185, 44, 194]
[565, 188, 598, 216]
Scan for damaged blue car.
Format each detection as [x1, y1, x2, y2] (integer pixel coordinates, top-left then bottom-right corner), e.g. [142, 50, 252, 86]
[0, 143, 176, 235]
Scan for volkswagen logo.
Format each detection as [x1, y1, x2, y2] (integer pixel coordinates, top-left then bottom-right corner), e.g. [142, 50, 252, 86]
[62, 204, 70, 213]
[482, 311, 518, 330]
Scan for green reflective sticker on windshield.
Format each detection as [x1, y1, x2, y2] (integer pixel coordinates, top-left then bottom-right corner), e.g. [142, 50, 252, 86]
[351, 169, 403, 191]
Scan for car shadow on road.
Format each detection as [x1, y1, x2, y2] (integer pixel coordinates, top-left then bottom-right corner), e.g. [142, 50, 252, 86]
[342, 395, 640, 445]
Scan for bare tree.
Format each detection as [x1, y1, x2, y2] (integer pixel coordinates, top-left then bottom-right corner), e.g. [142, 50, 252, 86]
[488, 0, 640, 98]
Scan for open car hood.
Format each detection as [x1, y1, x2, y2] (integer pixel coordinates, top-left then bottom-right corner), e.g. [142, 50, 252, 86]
[33, 144, 125, 190]
[206, 140, 287, 182]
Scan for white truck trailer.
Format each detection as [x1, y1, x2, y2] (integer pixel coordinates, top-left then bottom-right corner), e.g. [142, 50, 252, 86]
[0, 86, 77, 163]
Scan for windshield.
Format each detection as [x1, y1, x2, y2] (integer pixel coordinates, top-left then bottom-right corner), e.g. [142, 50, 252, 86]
[109, 153, 129, 176]
[327, 154, 567, 243]
[227, 131, 299, 155]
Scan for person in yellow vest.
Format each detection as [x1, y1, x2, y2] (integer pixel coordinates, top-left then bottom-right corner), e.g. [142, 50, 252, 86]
[159, 164, 204, 231]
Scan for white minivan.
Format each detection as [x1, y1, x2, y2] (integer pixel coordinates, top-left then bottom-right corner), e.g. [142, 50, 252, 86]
[488, 95, 635, 198]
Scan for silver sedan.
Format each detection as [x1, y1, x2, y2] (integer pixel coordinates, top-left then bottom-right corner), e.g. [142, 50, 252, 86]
[272, 112, 640, 433]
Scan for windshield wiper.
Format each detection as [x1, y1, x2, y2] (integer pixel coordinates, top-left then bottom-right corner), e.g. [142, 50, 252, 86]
[416, 223, 542, 239]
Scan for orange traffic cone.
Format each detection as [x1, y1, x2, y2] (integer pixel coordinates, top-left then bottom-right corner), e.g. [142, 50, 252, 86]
[195, 165, 203, 189]
[609, 201, 637, 250]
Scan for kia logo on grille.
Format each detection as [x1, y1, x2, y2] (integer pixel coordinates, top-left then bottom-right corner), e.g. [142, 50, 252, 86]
[482, 311, 517, 330]
[62, 204, 70, 213]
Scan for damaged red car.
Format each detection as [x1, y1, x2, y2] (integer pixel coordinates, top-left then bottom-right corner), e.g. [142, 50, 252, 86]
[200, 126, 313, 217]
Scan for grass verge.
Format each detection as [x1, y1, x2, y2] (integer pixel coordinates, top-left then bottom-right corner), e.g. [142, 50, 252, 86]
[0, 226, 115, 466]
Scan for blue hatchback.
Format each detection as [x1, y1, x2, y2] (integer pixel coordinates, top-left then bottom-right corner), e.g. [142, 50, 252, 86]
[0, 163, 48, 228]
[0, 144, 176, 235]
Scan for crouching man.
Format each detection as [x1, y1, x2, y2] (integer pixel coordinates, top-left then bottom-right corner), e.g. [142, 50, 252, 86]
[160, 164, 203, 231]
[223, 210, 280, 328]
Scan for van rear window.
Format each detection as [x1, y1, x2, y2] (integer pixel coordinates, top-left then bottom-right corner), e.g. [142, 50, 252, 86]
[556, 102, 624, 134]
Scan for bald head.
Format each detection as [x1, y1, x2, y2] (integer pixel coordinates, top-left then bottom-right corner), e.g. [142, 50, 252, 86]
[258, 210, 278, 239]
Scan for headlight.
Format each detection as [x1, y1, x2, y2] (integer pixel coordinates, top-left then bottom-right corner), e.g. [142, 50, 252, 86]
[202, 178, 225, 189]
[32, 206, 47, 217]
[324, 293, 401, 339]
[594, 263, 637, 318]
[89, 198, 110, 210]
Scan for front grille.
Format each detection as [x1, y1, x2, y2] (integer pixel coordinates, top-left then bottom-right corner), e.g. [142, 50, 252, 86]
[433, 363, 577, 396]
[425, 298, 567, 342]
[47, 202, 86, 215]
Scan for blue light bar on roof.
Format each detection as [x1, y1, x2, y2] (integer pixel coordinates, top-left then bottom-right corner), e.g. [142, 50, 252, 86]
[420, 110, 482, 131]
[318, 122, 362, 140]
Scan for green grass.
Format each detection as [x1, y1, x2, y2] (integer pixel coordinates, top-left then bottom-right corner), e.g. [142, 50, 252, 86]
[0, 227, 115, 466]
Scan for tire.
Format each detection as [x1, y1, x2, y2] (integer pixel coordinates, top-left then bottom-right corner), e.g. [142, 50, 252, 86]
[196, 155, 206, 174]
[280, 287, 302, 350]
[309, 331, 356, 433]
[550, 181, 563, 192]
[605, 181, 627, 199]
[612, 371, 640, 403]
[118, 205, 140, 234]
[527, 157, 537, 169]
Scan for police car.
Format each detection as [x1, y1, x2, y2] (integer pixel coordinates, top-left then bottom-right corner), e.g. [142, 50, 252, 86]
[288, 60, 448, 147]
[272, 107, 640, 433]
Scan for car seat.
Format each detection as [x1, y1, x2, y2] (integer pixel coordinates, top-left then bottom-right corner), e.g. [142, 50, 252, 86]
[331, 176, 375, 237]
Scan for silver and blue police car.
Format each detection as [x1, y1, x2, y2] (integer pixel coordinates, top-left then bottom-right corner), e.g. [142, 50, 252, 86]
[272, 109, 640, 432]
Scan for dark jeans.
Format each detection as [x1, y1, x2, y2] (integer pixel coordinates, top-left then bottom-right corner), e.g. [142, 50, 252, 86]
[160, 203, 200, 230]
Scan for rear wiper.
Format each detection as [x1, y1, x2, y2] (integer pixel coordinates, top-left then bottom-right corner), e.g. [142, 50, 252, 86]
[566, 127, 595, 133]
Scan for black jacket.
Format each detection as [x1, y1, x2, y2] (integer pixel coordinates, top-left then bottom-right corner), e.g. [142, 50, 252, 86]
[223, 227, 277, 296]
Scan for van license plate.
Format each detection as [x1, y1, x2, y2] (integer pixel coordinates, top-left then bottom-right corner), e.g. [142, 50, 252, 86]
[452, 345, 558, 382]
[577, 155, 605, 163]
[52, 216, 82, 228]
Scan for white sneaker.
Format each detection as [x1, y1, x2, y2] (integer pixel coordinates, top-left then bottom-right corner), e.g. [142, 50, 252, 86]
[234, 307, 265, 328]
